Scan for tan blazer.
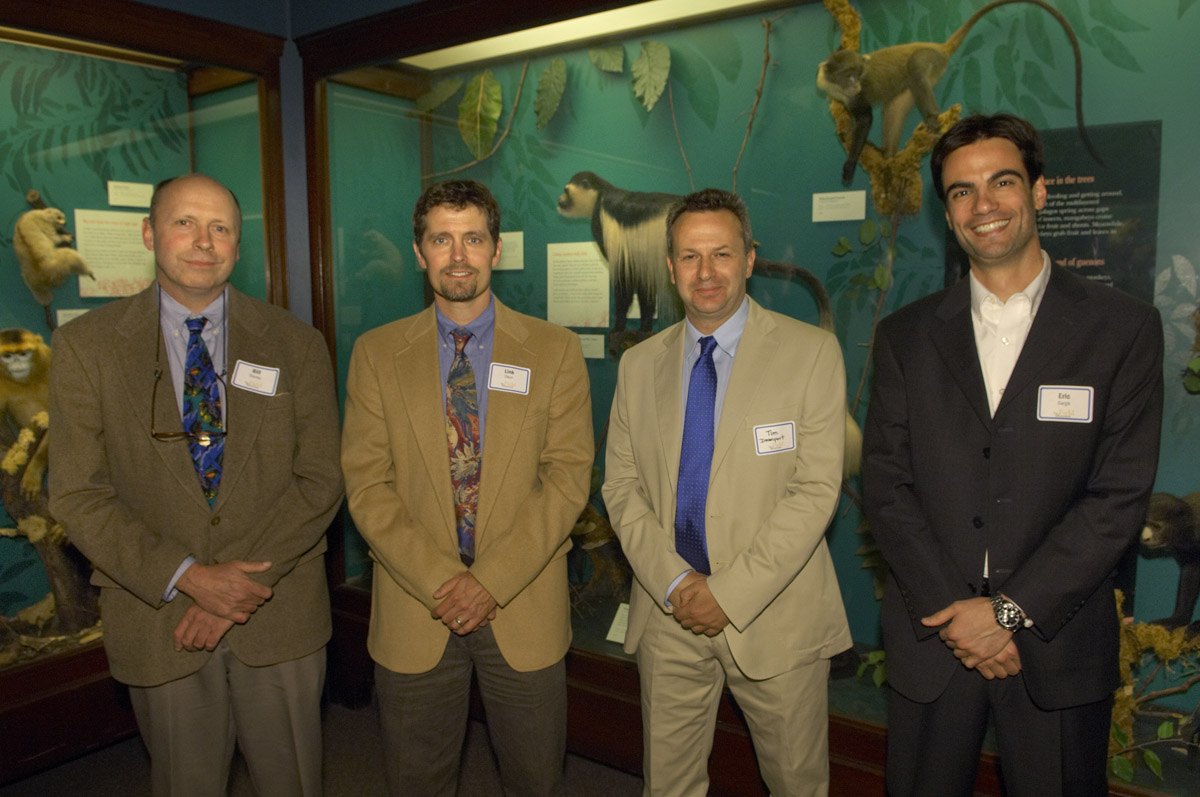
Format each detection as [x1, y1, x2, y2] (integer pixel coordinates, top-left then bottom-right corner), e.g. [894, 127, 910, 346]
[49, 286, 344, 687]
[341, 299, 593, 674]
[603, 299, 852, 679]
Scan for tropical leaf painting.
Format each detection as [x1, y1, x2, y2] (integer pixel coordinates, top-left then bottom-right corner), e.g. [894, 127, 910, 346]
[416, 77, 464, 114]
[457, 70, 503, 160]
[631, 41, 670, 112]
[534, 58, 566, 131]
[0, 43, 187, 193]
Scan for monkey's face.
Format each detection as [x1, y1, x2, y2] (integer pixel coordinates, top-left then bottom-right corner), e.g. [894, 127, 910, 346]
[1, 350, 34, 383]
[556, 182, 596, 219]
[941, 137, 1046, 275]
[413, 203, 501, 318]
[667, 209, 754, 334]
[815, 51, 862, 102]
[143, 175, 240, 312]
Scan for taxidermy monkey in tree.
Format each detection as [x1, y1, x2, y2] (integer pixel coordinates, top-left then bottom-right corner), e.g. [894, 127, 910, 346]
[0, 329, 51, 502]
[13, 207, 95, 323]
[816, 0, 1101, 186]
[1141, 492, 1200, 637]
[557, 171, 679, 338]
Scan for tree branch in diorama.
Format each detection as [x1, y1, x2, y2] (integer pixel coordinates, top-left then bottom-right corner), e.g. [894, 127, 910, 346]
[732, 13, 785, 194]
[666, 82, 695, 192]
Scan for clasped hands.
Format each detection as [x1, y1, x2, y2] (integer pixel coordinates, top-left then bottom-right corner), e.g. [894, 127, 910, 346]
[669, 571, 729, 636]
[173, 560, 273, 652]
[432, 572, 497, 636]
[922, 597, 1022, 680]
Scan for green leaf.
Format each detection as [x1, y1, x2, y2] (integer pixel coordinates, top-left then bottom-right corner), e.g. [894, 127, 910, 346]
[1057, 0, 1095, 46]
[632, 41, 670, 112]
[1089, 0, 1150, 32]
[1187, 355, 1200, 371]
[838, 236, 853, 250]
[672, 45, 719, 131]
[1184, 373, 1200, 394]
[859, 218, 878, 246]
[1024, 6, 1055, 68]
[416, 77, 463, 114]
[832, 242, 851, 257]
[874, 263, 893, 291]
[1111, 723, 1130, 748]
[589, 46, 624, 73]
[457, 70, 503, 160]
[534, 58, 566, 131]
[1091, 27, 1144, 72]
[880, 220, 891, 239]
[1110, 755, 1134, 782]
[856, 662, 868, 677]
[1156, 720, 1175, 739]
[993, 43, 1020, 108]
[867, 650, 885, 664]
[688, 27, 742, 82]
[1143, 748, 1163, 780]
[872, 662, 886, 687]
[1020, 62, 1070, 110]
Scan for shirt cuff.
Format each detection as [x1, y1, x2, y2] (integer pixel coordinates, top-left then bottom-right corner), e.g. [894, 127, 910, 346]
[163, 556, 197, 602]
[664, 570, 693, 608]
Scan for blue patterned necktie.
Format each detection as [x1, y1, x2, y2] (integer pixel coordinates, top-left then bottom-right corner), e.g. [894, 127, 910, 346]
[445, 328, 480, 566]
[675, 335, 718, 575]
[183, 316, 223, 507]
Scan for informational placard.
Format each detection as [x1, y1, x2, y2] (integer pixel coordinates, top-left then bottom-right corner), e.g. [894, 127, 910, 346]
[945, 121, 1161, 304]
[577, 333, 606, 359]
[106, 180, 153, 208]
[812, 190, 867, 222]
[496, 230, 524, 271]
[547, 241, 609, 327]
[75, 209, 155, 297]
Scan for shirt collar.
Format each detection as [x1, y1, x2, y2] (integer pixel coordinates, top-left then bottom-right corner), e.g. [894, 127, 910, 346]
[158, 284, 227, 333]
[435, 295, 495, 343]
[684, 296, 749, 359]
[969, 250, 1050, 318]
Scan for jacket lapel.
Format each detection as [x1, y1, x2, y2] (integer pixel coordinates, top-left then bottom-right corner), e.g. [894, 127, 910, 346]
[931, 280, 992, 429]
[474, 302, 538, 540]
[994, 266, 1086, 417]
[214, 289, 269, 513]
[395, 306, 458, 545]
[654, 323, 686, 491]
[114, 286, 212, 512]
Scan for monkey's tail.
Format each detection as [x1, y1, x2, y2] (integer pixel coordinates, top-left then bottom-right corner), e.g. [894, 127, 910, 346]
[948, 0, 1103, 166]
[754, 258, 835, 333]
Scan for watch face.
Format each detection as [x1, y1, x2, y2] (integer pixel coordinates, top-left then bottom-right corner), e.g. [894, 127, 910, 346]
[993, 598, 1022, 629]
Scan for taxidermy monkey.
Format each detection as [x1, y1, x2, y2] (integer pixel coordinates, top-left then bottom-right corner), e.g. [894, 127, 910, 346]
[13, 207, 95, 312]
[1141, 492, 1200, 637]
[557, 171, 679, 338]
[0, 329, 51, 501]
[816, 0, 1101, 186]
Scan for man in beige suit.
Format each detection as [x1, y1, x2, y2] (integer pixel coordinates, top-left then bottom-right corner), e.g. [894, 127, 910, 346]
[341, 180, 592, 796]
[603, 188, 851, 796]
[49, 174, 343, 797]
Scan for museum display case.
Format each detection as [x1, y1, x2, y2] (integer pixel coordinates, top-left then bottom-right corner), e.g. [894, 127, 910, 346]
[0, 0, 289, 782]
[302, 0, 1200, 792]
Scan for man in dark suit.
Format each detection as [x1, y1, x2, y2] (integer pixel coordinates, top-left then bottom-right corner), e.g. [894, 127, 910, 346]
[50, 174, 343, 797]
[863, 114, 1163, 795]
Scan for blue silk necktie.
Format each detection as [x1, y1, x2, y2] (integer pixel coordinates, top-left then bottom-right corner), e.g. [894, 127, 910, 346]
[445, 328, 481, 566]
[675, 335, 717, 574]
[183, 316, 223, 507]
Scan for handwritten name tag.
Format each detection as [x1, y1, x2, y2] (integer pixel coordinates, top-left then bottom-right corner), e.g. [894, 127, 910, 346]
[231, 360, 280, 396]
[488, 362, 531, 395]
[1037, 385, 1093, 423]
[753, 422, 796, 455]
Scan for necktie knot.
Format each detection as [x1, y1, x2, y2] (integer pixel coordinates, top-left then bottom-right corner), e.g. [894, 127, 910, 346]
[186, 316, 208, 337]
[698, 335, 717, 359]
[452, 328, 472, 354]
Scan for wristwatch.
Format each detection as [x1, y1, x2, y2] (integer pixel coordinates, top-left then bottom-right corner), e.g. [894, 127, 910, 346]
[991, 594, 1025, 631]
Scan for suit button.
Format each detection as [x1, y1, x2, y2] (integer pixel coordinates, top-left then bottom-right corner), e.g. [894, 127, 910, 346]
[972, 516, 984, 528]
[211, 516, 221, 526]
[982, 447, 991, 459]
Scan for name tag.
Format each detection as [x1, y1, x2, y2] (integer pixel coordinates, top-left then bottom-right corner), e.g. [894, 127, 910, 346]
[1037, 385, 1093, 423]
[753, 422, 796, 455]
[488, 363, 531, 395]
[231, 360, 280, 396]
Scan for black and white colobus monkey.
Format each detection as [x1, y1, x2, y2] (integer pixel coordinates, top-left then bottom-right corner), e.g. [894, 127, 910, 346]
[816, 0, 1101, 186]
[556, 171, 679, 335]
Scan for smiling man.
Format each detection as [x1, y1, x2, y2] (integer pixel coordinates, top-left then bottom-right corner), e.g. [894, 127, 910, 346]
[604, 188, 851, 796]
[863, 114, 1164, 795]
[341, 179, 592, 796]
[50, 174, 344, 796]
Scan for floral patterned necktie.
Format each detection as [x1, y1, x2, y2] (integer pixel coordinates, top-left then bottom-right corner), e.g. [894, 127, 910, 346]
[445, 328, 480, 565]
[183, 316, 223, 507]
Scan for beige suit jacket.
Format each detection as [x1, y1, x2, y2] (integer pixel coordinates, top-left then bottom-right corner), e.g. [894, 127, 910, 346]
[341, 299, 592, 674]
[48, 286, 344, 687]
[603, 299, 852, 679]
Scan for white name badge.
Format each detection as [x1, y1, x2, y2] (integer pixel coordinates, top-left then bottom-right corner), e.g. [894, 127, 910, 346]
[1037, 385, 1094, 423]
[231, 360, 280, 396]
[488, 362, 531, 395]
[753, 421, 796, 455]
